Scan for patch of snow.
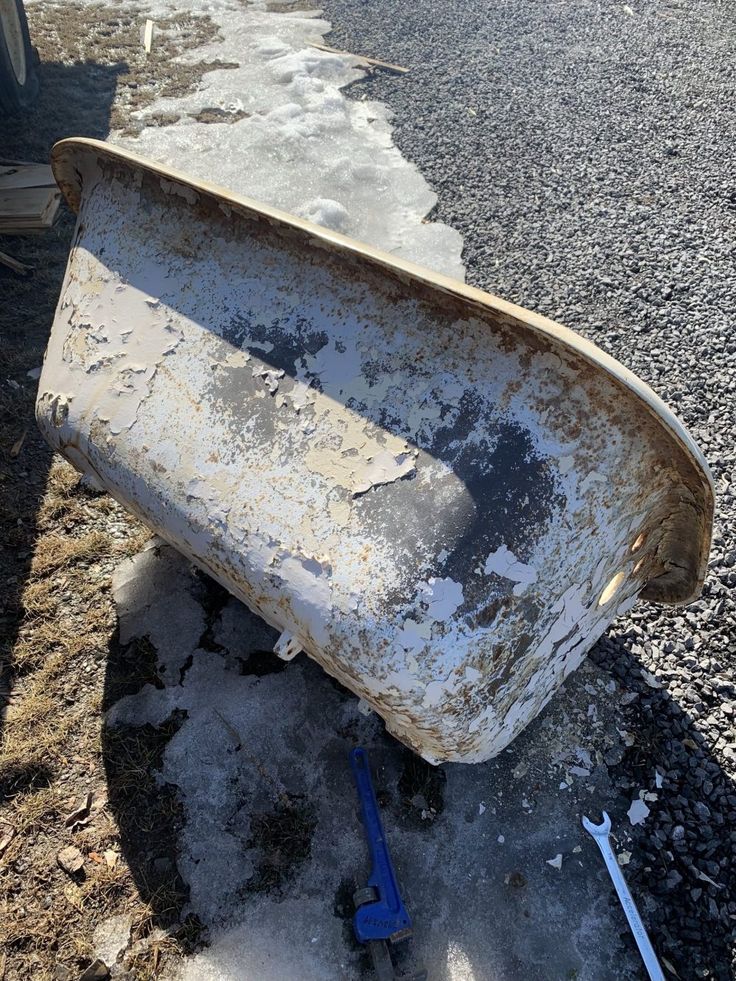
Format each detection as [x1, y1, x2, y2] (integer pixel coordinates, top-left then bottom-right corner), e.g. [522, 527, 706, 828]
[114, 2, 465, 280]
[103, 545, 642, 980]
[92, 913, 133, 966]
[297, 197, 350, 233]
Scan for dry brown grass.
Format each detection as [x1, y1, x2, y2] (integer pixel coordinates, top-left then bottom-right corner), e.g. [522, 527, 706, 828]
[31, 529, 114, 577]
[0, 452, 151, 978]
[2, 457, 183, 981]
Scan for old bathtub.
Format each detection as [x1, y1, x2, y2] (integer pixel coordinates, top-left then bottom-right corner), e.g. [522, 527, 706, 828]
[37, 139, 713, 763]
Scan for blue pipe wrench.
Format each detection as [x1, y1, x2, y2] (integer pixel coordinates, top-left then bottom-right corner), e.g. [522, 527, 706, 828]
[350, 747, 427, 981]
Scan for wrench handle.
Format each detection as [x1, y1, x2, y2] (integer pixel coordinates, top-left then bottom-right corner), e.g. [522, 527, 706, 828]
[594, 837, 665, 981]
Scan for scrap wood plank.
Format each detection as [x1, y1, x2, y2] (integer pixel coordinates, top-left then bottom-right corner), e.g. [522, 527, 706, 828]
[0, 163, 56, 190]
[0, 160, 60, 234]
[308, 40, 409, 74]
[0, 185, 57, 216]
[0, 176, 61, 234]
[0, 249, 32, 275]
[143, 18, 154, 53]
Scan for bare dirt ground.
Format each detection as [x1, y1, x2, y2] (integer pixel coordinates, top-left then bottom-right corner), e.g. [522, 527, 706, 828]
[0, 5, 233, 978]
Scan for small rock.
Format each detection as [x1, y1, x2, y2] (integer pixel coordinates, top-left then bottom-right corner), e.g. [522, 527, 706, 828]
[569, 765, 591, 778]
[57, 845, 84, 875]
[640, 669, 663, 689]
[604, 745, 625, 767]
[546, 853, 563, 870]
[79, 960, 110, 981]
[665, 869, 683, 890]
[693, 801, 711, 821]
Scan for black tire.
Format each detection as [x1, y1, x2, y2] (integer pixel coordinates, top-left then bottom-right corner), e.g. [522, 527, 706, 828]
[0, 0, 38, 115]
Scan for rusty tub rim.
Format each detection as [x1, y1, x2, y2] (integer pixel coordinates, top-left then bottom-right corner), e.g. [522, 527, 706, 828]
[48, 137, 715, 605]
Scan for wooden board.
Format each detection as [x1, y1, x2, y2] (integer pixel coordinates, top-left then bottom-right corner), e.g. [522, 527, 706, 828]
[0, 164, 56, 190]
[0, 163, 60, 234]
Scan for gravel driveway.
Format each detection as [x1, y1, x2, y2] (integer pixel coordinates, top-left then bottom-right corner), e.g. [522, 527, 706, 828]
[320, 0, 736, 976]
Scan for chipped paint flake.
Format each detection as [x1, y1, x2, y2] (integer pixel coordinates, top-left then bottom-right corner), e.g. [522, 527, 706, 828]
[396, 618, 433, 653]
[484, 545, 538, 594]
[418, 577, 464, 620]
[252, 364, 285, 394]
[353, 449, 416, 496]
[627, 797, 650, 826]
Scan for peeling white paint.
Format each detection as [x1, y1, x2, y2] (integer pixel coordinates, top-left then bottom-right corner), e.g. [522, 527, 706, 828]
[418, 577, 465, 621]
[396, 618, 433, 653]
[579, 470, 608, 495]
[252, 365, 284, 394]
[353, 449, 416, 496]
[484, 545, 538, 595]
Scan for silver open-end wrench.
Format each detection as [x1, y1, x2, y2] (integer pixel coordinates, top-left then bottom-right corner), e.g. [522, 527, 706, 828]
[582, 811, 665, 981]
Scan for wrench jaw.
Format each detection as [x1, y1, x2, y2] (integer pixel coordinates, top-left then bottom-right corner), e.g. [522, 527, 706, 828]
[353, 885, 412, 944]
[354, 888, 427, 981]
[581, 810, 612, 837]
